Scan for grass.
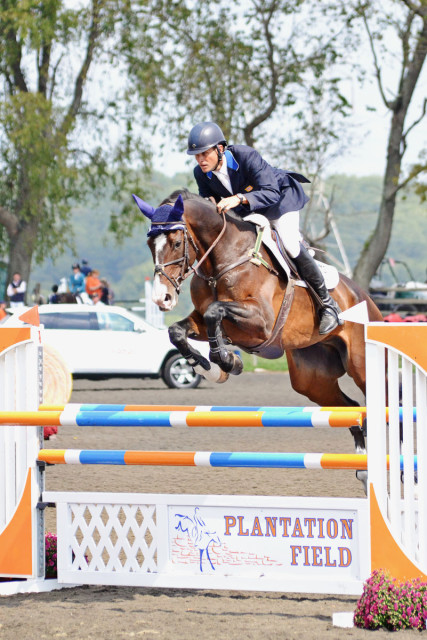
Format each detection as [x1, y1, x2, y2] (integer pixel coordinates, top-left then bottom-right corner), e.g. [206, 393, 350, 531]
[239, 350, 289, 373]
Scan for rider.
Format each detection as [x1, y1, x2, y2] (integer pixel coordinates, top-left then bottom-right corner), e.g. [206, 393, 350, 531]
[187, 121, 342, 335]
[69, 263, 85, 298]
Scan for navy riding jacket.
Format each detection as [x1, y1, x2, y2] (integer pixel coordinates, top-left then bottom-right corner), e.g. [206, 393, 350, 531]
[193, 145, 310, 220]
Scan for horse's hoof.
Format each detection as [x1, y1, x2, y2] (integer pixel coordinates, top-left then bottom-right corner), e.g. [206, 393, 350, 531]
[229, 352, 244, 376]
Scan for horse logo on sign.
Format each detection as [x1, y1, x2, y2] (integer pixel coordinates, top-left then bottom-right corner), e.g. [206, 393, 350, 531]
[174, 507, 221, 572]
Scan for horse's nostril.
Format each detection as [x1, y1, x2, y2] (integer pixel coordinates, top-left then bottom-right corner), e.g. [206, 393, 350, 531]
[164, 293, 171, 302]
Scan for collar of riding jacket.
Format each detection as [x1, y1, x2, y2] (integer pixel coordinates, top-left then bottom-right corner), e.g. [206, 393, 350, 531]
[206, 149, 239, 179]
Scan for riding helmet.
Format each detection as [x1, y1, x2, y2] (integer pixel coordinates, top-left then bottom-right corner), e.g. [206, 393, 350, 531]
[187, 122, 227, 155]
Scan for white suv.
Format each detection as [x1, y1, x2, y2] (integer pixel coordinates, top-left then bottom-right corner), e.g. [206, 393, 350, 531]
[7, 304, 210, 389]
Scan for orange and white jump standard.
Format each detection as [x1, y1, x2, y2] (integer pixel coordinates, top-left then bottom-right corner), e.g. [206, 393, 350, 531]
[0, 320, 426, 596]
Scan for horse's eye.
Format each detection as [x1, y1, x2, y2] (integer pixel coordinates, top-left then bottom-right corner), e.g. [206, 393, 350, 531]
[174, 241, 181, 249]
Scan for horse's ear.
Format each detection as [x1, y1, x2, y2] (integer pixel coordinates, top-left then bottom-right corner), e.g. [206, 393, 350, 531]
[169, 194, 185, 221]
[132, 194, 155, 219]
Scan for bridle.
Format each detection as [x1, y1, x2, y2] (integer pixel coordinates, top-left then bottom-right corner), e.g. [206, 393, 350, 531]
[153, 206, 277, 295]
[152, 223, 199, 294]
[152, 205, 229, 293]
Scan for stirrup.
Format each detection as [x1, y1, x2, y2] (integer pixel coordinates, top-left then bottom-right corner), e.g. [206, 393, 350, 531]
[318, 298, 343, 335]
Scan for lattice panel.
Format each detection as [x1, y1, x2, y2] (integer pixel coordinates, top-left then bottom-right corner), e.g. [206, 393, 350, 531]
[67, 503, 158, 573]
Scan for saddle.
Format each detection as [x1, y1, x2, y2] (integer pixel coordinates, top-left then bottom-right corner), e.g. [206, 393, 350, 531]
[243, 214, 339, 290]
[243, 214, 340, 359]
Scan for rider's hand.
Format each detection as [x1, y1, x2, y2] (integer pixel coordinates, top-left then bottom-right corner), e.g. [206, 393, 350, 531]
[217, 194, 244, 214]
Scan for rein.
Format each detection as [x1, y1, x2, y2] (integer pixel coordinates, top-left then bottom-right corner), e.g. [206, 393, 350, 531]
[153, 206, 278, 294]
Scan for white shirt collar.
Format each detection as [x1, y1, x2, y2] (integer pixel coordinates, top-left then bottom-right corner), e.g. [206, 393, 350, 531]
[213, 156, 232, 194]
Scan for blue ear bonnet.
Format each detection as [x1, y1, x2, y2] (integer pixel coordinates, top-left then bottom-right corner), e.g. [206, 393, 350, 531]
[132, 193, 186, 237]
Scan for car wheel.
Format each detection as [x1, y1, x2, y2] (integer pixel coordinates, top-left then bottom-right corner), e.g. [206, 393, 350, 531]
[161, 354, 202, 389]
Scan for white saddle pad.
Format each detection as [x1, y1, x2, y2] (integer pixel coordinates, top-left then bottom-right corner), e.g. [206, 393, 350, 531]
[243, 213, 340, 290]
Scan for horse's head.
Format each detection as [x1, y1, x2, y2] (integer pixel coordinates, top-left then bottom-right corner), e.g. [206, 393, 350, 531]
[132, 192, 198, 311]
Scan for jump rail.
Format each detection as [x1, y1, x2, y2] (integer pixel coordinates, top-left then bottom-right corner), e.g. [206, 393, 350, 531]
[0, 409, 363, 428]
[38, 403, 416, 421]
[38, 449, 416, 470]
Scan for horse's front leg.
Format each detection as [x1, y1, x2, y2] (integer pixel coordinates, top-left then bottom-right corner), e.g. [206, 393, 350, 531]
[203, 301, 245, 376]
[168, 311, 230, 383]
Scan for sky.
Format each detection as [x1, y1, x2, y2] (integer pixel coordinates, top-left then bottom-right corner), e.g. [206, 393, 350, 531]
[153, 89, 423, 179]
[153, 109, 393, 179]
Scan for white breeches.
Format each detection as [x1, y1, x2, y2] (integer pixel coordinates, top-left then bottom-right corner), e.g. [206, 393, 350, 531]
[272, 211, 303, 258]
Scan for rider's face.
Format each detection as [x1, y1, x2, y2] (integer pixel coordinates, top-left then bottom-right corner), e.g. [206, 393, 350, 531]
[195, 145, 224, 172]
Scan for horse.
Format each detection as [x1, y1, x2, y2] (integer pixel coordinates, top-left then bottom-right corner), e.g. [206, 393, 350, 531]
[133, 189, 384, 464]
[56, 292, 79, 303]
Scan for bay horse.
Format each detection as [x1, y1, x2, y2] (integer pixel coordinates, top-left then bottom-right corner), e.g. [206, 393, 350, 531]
[133, 189, 383, 462]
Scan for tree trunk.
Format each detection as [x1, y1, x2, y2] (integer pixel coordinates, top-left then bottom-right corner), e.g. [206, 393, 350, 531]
[352, 111, 403, 290]
[352, 7, 427, 291]
[6, 217, 40, 303]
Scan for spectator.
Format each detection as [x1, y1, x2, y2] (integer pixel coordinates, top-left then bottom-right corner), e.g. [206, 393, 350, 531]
[80, 259, 92, 277]
[85, 269, 103, 299]
[69, 263, 85, 296]
[7, 272, 26, 307]
[31, 282, 46, 305]
[100, 278, 113, 305]
[91, 292, 105, 306]
[49, 285, 60, 304]
[0, 301, 7, 322]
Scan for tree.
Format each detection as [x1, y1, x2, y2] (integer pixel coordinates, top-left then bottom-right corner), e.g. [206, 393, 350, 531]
[350, 0, 427, 289]
[135, 0, 351, 152]
[0, 0, 160, 298]
[119, 0, 356, 260]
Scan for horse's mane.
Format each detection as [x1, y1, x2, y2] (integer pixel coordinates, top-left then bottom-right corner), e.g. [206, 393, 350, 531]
[160, 188, 251, 231]
[159, 188, 205, 205]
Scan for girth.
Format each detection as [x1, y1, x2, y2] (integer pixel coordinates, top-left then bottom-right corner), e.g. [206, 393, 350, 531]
[249, 278, 295, 360]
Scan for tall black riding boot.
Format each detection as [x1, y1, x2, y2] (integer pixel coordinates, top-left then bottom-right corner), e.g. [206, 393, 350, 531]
[293, 245, 343, 335]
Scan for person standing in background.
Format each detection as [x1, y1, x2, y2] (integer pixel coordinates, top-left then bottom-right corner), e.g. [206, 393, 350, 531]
[85, 269, 103, 301]
[80, 259, 92, 277]
[49, 285, 60, 304]
[7, 272, 26, 307]
[100, 278, 113, 305]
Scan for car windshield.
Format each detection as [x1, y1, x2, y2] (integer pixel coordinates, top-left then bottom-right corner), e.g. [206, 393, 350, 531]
[39, 312, 95, 330]
[97, 311, 135, 332]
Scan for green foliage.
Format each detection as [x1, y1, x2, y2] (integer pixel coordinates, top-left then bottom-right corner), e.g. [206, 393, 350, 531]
[0, 0, 164, 279]
[0, 91, 78, 261]
[127, 0, 350, 153]
[305, 174, 427, 284]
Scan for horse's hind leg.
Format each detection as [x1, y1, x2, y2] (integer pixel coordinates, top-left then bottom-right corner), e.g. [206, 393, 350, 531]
[287, 345, 367, 491]
[286, 343, 361, 407]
